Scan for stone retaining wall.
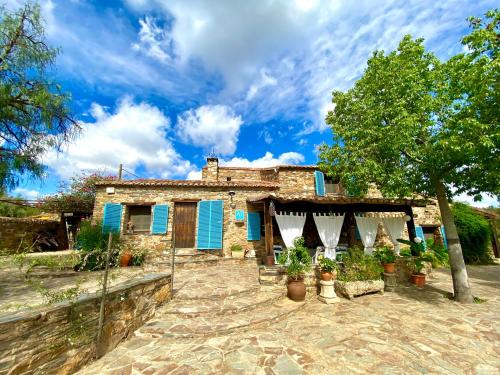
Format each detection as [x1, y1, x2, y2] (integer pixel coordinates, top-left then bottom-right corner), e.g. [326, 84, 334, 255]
[0, 274, 171, 375]
[0, 216, 67, 253]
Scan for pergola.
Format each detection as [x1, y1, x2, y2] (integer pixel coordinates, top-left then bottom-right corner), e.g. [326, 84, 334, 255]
[247, 193, 429, 264]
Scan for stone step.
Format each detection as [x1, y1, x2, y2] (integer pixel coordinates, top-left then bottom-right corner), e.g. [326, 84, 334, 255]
[172, 283, 261, 301]
[135, 297, 304, 339]
[160, 289, 284, 318]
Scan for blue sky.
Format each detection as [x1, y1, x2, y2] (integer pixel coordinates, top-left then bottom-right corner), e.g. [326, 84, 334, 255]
[4, 0, 498, 207]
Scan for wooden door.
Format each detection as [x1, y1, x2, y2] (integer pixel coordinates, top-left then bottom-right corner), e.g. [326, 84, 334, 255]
[174, 202, 197, 248]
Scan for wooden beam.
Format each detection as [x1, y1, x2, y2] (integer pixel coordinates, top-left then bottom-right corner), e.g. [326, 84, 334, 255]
[264, 201, 274, 264]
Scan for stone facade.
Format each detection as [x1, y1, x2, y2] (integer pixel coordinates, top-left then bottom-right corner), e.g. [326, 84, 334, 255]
[0, 274, 171, 375]
[92, 158, 443, 259]
[0, 216, 68, 253]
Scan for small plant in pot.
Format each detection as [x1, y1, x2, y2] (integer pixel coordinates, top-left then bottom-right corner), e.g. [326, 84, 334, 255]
[278, 237, 312, 302]
[373, 246, 397, 273]
[317, 255, 339, 281]
[230, 244, 244, 259]
[119, 247, 133, 267]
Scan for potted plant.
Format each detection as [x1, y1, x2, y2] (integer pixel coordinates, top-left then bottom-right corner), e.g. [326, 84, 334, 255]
[230, 244, 244, 259]
[411, 257, 426, 287]
[397, 238, 433, 287]
[119, 247, 133, 267]
[130, 248, 148, 266]
[277, 237, 312, 301]
[374, 246, 397, 273]
[317, 255, 339, 281]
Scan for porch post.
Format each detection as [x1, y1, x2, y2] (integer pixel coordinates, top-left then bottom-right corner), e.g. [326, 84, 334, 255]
[405, 205, 416, 242]
[346, 211, 356, 247]
[264, 200, 274, 265]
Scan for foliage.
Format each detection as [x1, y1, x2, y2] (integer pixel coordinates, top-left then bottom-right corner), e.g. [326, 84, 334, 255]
[337, 246, 383, 282]
[452, 202, 493, 264]
[277, 237, 312, 280]
[397, 238, 425, 257]
[413, 251, 435, 274]
[42, 173, 117, 213]
[425, 238, 449, 268]
[74, 221, 121, 271]
[373, 246, 396, 264]
[0, 3, 79, 191]
[0, 194, 41, 217]
[317, 255, 339, 273]
[129, 247, 148, 266]
[230, 244, 243, 252]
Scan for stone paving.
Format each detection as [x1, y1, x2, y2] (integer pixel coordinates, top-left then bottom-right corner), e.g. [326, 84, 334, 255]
[79, 263, 500, 375]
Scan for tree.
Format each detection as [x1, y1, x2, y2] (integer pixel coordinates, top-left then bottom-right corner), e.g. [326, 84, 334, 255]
[42, 173, 117, 214]
[319, 10, 499, 303]
[0, 3, 78, 192]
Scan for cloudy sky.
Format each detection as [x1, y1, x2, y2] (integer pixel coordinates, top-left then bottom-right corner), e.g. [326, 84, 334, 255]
[4, 0, 498, 207]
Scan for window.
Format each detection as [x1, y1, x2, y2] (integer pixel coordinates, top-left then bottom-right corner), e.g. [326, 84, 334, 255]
[127, 206, 152, 232]
[325, 177, 340, 194]
[226, 177, 232, 181]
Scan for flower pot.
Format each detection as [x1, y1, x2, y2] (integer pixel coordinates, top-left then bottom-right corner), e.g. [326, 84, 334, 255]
[320, 271, 332, 281]
[264, 255, 275, 266]
[411, 273, 426, 288]
[120, 251, 132, 267]
[383, 263, 396, 274]
[287, 279, 306, 301]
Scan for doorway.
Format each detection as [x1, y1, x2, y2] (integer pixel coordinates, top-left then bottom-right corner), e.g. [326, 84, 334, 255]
[174, 202, 197, 248]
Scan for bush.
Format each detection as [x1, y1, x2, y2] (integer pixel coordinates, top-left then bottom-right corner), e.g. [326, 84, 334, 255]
[373, 246, 396, 264]
[425, 238, 449, 268]
[452, 203, 493, 265]
[278, 237, 312, 280]
[74, 221, 121, 271]
[337, 246, 383, 282]
[317, 256, 339, 273]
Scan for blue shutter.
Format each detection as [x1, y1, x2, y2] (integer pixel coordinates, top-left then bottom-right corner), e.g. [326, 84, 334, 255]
[415, 226, 427, 249]
[441, 225, 448, 249]
[355, 226, 361, 240]
[151, 204, 169, 234]
[102, 203, 122, 233]
[197, 200, 224, 250]
[247, 212, 261, 241]
[315, 171, 325, 196]
[209, 200, 223, 249]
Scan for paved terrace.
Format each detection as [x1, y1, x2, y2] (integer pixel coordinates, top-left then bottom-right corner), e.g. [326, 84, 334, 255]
[78, 261, 500, 375]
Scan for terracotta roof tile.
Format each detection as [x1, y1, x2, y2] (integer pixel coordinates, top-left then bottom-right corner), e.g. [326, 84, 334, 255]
[96, 179, 279, 189]
[202, 165, 318, 171]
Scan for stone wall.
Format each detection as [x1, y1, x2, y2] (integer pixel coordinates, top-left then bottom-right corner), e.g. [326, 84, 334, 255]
[277, 169, 317, 194]
[0, 217, 67, 253]
[0, 274, 171, 375]
[94, 186, 267, 258]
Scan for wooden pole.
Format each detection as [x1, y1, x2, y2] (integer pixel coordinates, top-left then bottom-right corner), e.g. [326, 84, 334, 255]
[264, 201, 274, 265]
[404, 205, 416, 242]
[96, 232, 113, 357]
[118, 164, 123, 180]
[170, 206, 176, 297]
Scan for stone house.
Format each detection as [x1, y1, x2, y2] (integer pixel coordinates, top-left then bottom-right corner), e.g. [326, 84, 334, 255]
[92, 157, 445, 260]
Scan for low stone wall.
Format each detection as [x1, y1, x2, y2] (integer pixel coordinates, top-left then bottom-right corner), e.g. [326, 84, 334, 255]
[0, 216, 67, 253]
[0, 274, 171, 375]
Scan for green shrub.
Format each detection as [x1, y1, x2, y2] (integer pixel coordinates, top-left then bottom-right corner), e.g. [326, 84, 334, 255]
[317, 256, 339, 273]
[373, 246, 396, 264]
[230, 244, 243, 252]
[278, 237, 312, 280]
[452, 203, 493, 264]
[75, 222, 121, 271]
[130, 248, 148, 266]
[337, 246, 383, 282]
[425, 238, 449, 268]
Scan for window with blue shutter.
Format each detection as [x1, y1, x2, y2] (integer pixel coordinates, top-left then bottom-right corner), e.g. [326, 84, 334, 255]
[440, 225, 448, 249]
[314, 171, 325, 196]
[151, 204, 169, 234]
[102, 203, 122, 233]
[415, 226, 427, 249]
[247, 212, 261, 241]
[197, 200, 224, 249]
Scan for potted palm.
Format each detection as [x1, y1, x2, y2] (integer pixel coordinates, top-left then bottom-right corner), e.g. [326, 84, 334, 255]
[278, 237, 312, 301]
[317, 255, 339, 281]
[374, 246, 396, 273]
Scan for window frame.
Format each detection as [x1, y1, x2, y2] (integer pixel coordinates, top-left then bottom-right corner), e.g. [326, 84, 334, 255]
[126, 205, 153, 234]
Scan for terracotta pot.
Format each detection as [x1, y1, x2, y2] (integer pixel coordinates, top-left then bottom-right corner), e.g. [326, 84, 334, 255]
[411, 273, 426, 287]
[383, 263, 396, 274]
[264, 255, 275, 266]
[287, 279, 306, 301]
[120, 251, 132, 267]
[320, 271, 332, 281]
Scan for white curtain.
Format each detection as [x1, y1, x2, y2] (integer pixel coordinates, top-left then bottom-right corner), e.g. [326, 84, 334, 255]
[275, 212, 307, 249]
[313, 213, 345, 260]
[355, 215, 379, 255]
[382, 216, 406, 255]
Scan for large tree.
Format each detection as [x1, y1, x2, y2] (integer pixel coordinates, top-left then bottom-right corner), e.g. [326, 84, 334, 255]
[0, 3, 78, 192]
[319, 10, 499, 303]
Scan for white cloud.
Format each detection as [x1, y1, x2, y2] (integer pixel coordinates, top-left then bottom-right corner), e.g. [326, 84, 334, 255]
[454, 192, 499, 208]
[221, 151, 305, 168]
[132, 16, 172, 63]
[176, 105, 243, 156]
[42, 98, 195, 179]
[246, 69, 278, 101]
[11, 187, 42, 200]
[186, 170, 202, 180]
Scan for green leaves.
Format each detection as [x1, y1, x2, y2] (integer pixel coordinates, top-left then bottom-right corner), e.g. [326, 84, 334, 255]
[320, 11, 499, 201]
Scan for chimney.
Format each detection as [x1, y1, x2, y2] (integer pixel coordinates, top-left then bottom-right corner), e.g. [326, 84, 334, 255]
[205, 157, 219, 181]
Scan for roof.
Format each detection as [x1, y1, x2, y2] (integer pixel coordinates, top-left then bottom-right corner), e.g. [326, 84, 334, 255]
[201, 165, 317, 171]
[247, 193, 429, 207]
[95, 179, 279, 189]
[472, 207, 500, 220]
